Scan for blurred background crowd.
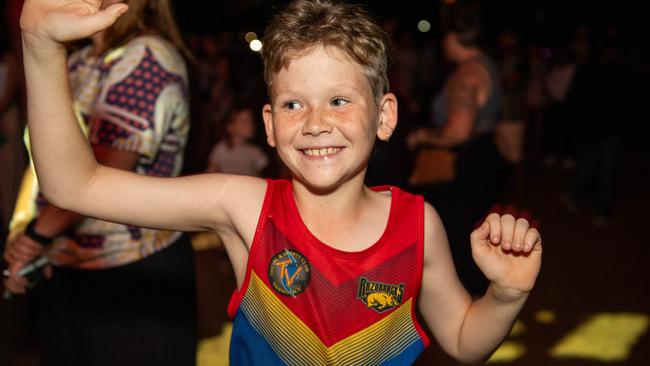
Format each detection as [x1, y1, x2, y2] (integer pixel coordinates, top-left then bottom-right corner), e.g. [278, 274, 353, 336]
[1, 0, 648, 365]
[2, 0, 647, 214]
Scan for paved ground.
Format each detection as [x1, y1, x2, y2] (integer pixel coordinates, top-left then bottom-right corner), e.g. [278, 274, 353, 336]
[2, 136, 648, 365]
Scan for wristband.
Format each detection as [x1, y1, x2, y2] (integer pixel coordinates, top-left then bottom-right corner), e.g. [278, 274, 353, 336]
[24, 219, 54, 246]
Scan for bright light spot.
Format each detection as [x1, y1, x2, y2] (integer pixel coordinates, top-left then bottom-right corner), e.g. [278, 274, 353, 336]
[487, 341, 526, 363]
[197, 322, 233, 366]
[417, 20, 431, 33]
[550, 313, 649, 362]
[250, 39, 263, 52]
[535, 309, 557, 324]
[245, 31, 257, 43]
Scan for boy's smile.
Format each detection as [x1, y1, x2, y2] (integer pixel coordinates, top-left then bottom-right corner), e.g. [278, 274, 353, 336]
[302, 147, 342, 157]
[263, 45, 397, 193]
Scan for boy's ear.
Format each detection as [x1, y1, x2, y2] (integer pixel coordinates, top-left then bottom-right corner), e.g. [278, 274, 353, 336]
[377, 92, 398, 142]
[262, 104, 276, 147]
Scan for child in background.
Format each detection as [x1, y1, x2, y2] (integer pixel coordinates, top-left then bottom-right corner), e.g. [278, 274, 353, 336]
[200, 107, 268, 251]
[206, 107, 269, 176]
[19, 0, 542, 365]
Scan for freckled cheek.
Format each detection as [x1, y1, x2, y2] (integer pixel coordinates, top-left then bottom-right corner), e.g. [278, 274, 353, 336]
[340, 115, 378, 138]
[330, 109, 373, 129]
[273, 114, 304, 137]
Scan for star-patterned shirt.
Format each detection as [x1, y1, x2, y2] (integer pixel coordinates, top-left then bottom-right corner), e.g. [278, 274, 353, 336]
[45, 35, 190, 269]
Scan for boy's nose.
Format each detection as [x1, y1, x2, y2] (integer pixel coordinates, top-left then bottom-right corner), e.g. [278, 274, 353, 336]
[301, 107, 333, 136]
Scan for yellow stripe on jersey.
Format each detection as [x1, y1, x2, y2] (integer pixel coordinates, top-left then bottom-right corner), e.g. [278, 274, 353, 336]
[240, 271, 421, 366]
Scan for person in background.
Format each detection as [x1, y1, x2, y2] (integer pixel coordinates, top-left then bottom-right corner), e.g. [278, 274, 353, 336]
[3, 1, 196, 365]
[525, 42, 548, 161]
[186, 34, 233, 174]
[495, 29, 528, 205]
[564, 26, 630, 226]
[206, 107, 269, 177]
[199, 106, 269, 252]
[542, 44, 576, 169]
[407, 2, 506, 295]
[19, 0, 541, 364]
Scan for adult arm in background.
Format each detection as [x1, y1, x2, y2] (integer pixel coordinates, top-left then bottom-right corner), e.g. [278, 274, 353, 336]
[407, 63, 485, 150]
[3, 146, 138, 294]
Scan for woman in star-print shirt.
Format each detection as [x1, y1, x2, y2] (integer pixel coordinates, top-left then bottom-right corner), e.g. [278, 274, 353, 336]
[3, 1, 197, 365]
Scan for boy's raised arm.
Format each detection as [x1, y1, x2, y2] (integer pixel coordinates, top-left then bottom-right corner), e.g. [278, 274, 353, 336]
[19, 1, 266, 233]
[21, 0, 129, 204]
[418, 204, 542, 363]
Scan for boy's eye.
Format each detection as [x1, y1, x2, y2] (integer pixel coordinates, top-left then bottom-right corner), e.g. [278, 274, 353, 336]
[331, 98, 349, 107]
[283, 101, 301, 110]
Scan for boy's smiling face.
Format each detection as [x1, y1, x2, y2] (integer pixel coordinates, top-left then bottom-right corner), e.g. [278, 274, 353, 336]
[263, 45, 397, 193]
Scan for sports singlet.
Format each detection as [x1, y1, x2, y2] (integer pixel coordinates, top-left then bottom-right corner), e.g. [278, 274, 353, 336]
[227, 179, 430, 365]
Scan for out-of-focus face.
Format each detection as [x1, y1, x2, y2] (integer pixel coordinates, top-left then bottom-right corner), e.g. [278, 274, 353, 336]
[262, 45, 396, 193]
[228, 109, 256, 140]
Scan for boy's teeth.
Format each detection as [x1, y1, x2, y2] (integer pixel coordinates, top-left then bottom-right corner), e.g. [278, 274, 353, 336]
[304, 147, 340, 156]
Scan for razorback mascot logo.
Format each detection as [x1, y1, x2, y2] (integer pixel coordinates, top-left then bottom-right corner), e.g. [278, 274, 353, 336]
[357, 277, 405, 313]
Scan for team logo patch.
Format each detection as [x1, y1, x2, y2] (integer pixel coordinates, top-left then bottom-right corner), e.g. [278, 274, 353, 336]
[357, 277, 405, 313]
[268, 250, 311, 296]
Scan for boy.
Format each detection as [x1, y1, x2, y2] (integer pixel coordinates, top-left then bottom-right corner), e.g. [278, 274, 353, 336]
[17, 0, 541, 364]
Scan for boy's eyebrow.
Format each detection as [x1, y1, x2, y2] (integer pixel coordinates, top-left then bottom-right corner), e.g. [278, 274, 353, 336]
[274, 84, 367, 100]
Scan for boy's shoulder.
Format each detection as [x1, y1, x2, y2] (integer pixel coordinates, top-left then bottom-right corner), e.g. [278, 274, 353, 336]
[369, 184, 421, 202]
[368, 185, 426, 224]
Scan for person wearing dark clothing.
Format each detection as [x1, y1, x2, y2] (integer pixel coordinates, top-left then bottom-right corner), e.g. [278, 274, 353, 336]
[565, 34, 630, 223]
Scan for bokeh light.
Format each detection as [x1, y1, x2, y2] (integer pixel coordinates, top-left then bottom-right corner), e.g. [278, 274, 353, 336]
[249, 39, 263, 52]
[245, 31, 257, 43]
[417, 20, 431, 33]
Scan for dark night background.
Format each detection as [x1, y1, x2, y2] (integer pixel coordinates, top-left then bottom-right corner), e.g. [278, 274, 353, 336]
[1, 1, 649, 365]
[172, 1, 647, 49]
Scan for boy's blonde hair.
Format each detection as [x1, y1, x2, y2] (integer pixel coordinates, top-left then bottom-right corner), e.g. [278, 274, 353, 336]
[262, 0, 391, 102]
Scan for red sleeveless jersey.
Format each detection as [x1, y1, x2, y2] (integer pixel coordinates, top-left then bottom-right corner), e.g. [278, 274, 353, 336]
[228, 179, 430, 365]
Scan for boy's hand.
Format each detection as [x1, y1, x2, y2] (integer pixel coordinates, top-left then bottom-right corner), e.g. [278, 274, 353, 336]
[470, 213, 542, 301]
[20, 0, 128, 48]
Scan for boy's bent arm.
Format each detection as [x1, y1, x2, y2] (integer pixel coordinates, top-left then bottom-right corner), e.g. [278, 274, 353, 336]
[418, 204, 529, 363]
[20, 2, 266, 234]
